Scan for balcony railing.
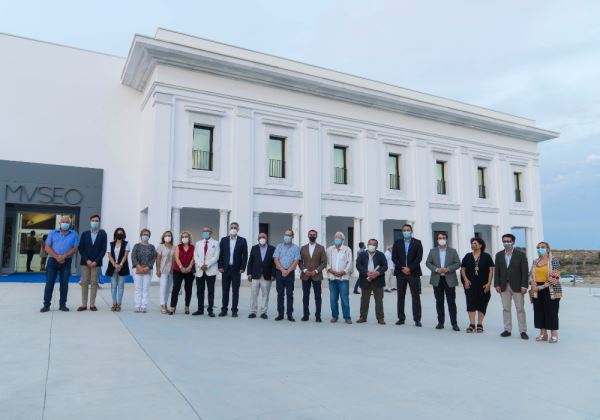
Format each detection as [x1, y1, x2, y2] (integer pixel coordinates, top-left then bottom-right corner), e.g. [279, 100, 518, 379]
[389, 174, 400, 190]
[334, 167, 347, 184]
[192, 150, 212, 171]
[436, 179, 447, 195]
[515, 189, 522, 202]
[478, 184, 487, 199]
[269, 159, 285, 178]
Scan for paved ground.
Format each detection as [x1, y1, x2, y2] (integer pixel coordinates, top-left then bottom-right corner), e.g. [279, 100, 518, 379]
[1, 281, 599, 420]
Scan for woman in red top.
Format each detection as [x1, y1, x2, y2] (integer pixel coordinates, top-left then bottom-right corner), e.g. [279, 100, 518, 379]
[169, 231, 195, 315]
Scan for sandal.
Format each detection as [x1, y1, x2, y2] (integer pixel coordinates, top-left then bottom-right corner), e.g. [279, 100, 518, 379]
[185, 306, 190, 315]
[476, 324, 484, 333]
[466, 324, 476, 333]
[549, 336, 558, 343]
[160, 305, 167, 314]
[111, 304, 116, 312]
[536, 334, 548, 342]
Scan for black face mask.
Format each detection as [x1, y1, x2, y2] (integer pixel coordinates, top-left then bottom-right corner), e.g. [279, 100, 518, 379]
[308, 236, 317, 242]
[116, 233, 125, 240]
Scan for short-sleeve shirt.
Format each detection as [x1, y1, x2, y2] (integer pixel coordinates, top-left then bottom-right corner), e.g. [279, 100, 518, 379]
[156, 243, 174, 275]
[45, 230, 79, 257]
[273, 243, 300, 269]
[461, 252, 494, 283]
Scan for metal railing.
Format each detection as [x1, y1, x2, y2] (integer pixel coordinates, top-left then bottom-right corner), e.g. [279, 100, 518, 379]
[269, 159, 285, 178]
[334, 167, 347, 184]
[436, 179, 447, 195]
[192, 150, 212, 171]
[515, 189, 522, 202]
[389, 174, 400, 190]
[478, 184, 486, 199]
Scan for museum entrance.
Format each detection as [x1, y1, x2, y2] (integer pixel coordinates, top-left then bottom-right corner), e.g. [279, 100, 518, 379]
[2, 204, 79, 273]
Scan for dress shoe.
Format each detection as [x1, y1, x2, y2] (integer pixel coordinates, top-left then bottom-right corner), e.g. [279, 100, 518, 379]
[218, 311, 227, 317]
[356, 318, 367, 323]
[192, 310, 204, 316]
[40, 305, 50, 313]
[260, 313, 268, 319]
[395, 320, 405, 325]
[90, 306, 97, 312]
[378, 319, 386, 325]
[353, 291, 360, 295]
[301, 315, 309, 321]
[330, 318, 338, 323]
[208, 312, 215, 318]
[77, 306, 87, 312]
[288, 316, 295, 322]
[315, 316, 322, 323]
[500, 330, 512, 337]
[345, 319, 352, 324]
[435, 323, 444, 329]
[232, 312, 238, 318]
[452, 324, 460, 332]
[248, 313, 257, 319]
[520, 332, 529, 340]
[275, 315, 284, 321]
[59, 305, 69, 312]
[415, 321, 422, 327]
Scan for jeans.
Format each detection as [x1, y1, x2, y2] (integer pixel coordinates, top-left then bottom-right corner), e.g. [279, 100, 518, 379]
[276, 270, 295, 316]
[329, 279, 350, 320]
[43, 257, 72, 307]
[110, 274, 125, 304]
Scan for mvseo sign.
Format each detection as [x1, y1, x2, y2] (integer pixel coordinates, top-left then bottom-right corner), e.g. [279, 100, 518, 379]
[5, 184, 84, 205]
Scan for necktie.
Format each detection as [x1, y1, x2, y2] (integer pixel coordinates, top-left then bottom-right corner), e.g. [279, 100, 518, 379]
[204, 240, 208, 257]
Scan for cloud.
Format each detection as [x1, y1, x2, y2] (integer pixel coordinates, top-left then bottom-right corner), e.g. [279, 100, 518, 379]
[586, 154, 600, 163]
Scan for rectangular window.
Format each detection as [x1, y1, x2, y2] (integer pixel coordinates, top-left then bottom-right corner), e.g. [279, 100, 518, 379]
[334, 146, 347, 184]
[389, 154, 400, 190]
[436, 161, 447, 195]
[192, 125, 213, 171]
[268, 136, 285, 178]
[514, 172, 523, 202]
[477, 167, 487, 199]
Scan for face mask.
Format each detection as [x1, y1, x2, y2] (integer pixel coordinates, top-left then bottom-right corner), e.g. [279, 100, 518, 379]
[90, 221, 99, 229]
[202, 231, 210, 239]
[116, 233, 125, 240]
[403, 231, 412, 239]
[60, 223, 70, 231]
[334, 238, 342, 246]
[182, 237, 189, 244]
[141, 235, 150, 242]
[537, 248, 547, 257]
[230, 229, 238, 236]
[367, 245, 376, 253]
[438, 239, 447, 247]
[283, 235, 292, 244]
[164, 236, 172, 243]
[308, 236, 317, 243]
[259, 238, 267, 246]
[503, 242, 514, 249]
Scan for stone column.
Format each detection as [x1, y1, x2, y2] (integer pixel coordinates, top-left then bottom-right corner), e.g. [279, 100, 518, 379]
[219, 209, 229, 241]
[171, 207, 181, 243]
[252, 211, 261, 243]
[292, 213, 301, 246]
[230, 106, 254, 240]
[353, 217, 362, 253]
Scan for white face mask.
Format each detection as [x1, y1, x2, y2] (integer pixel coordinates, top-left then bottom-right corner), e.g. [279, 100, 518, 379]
[367, 245, 376, 253]
[258, 238, 267, 246]
[438, 239, 447, 247]
[230, 229, 238, 236]
[182, 237, 190, 244]
[164, 236, 172, 243]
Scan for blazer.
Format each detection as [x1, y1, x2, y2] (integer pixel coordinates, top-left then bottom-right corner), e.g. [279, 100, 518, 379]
[246, 244, 276, 280]
[494, 249, 529, 292]
[425, 246, 461, 287]
[194, 238, 220, 276]
[105, 240, 130, 277]
[78, 229, 107, 266]
[391, 237, 423, 277]
[218, 236, 248, 271]
[355, 250, 388, 288]
[298, 243, 327, 280]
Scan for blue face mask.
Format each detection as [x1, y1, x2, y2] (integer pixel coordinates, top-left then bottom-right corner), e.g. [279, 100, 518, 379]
[60, 223, 70, 231]
[334, 238, 342, 246]
[283, 235, 292, 244]
[403, 231, 412, 239]
[503, 242, 514, 249]
[537, 248, 547, 257]
[90, 221, 99, 229]
[202, 231, 210, 239]
[141, 235, 150, 242]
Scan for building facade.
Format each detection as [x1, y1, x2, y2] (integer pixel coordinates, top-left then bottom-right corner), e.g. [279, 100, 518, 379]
[0, 29, 558, 275]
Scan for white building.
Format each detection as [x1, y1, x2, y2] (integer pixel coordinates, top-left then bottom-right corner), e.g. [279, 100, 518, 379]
[0, 28, 558, 274]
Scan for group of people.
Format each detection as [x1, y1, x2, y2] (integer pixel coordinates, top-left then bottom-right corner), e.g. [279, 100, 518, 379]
[40, 215, 563, 343]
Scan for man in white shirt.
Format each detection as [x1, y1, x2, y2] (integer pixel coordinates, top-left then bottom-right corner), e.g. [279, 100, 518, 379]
[326, 232, 353, 323]
[193, 226, 220, 317]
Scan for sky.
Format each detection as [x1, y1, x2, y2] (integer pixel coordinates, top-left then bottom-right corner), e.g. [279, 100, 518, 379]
[1, 0, 598, 249]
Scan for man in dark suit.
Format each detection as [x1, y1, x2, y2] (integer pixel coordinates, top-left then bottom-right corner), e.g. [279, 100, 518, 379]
[77, 214, 107, 311]
[494, 233, 529, 339]
[392, 223, 423, 327]
[425, 232, 462, 331]
[299, 230, 327, 322]
[246, 232, 276, 319]
[356, 239, 388, 325]
[218, 222, 248, 317]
